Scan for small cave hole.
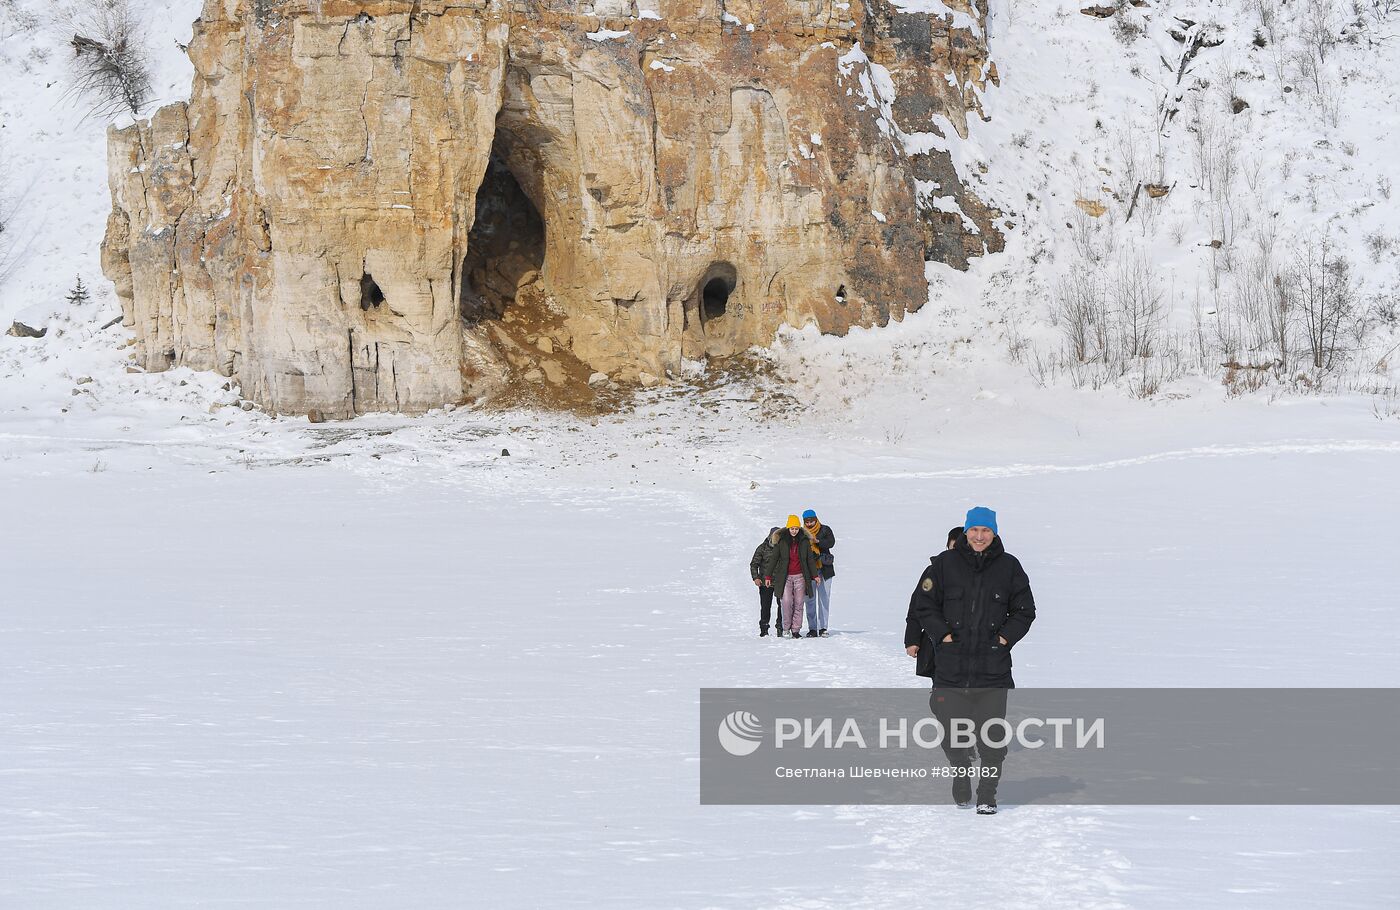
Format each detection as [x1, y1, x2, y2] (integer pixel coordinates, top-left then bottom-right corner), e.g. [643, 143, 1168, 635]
[835, 284, 847, 304]
[701, 278, 731, 322]
[360, 273, 386, 310]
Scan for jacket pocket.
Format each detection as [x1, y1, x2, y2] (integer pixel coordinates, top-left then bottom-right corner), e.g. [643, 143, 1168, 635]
[985, 641, 1013, 679]
[942, 588, 967, 630]
[934, 639, 966, 684]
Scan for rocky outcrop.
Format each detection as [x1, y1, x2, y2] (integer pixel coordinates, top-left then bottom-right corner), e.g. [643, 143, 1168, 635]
[102, 0, 1000, 417]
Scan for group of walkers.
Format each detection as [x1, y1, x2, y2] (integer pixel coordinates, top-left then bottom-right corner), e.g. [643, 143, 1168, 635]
[748, 510, 835, 638]
[745, 504, 1038, 816]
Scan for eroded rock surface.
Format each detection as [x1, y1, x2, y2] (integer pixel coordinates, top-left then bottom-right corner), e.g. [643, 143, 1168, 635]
[103, 0, 1000, 417]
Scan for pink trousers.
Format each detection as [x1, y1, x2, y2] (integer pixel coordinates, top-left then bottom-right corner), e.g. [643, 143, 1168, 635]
[780, 575, 806, 632]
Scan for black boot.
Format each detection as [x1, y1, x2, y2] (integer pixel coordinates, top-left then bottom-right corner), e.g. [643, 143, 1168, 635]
[818, 629, 829, 637]
[806, 629, 820, 638]
[976, 775, 999, 815]
[760, 626, 769, 637]
[952, 775, 972, 808]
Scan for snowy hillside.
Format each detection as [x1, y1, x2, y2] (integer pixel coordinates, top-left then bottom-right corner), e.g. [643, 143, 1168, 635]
[0, 0, 198, 321]
[778, 0, 1400, 415]
[3, 1, 1400, 908]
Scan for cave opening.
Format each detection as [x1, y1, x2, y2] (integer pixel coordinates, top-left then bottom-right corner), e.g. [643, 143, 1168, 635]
[361, 273, 385, 310]
[692, 262, 738, 332]
[702, 278, 731, 322]
[460, 142, 546, 324]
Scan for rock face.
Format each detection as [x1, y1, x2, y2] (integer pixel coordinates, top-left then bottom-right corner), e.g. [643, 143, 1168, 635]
[102, 0, 1000, 417]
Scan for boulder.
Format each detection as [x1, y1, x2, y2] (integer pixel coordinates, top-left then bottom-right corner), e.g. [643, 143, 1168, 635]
[6, 321, 46, 339]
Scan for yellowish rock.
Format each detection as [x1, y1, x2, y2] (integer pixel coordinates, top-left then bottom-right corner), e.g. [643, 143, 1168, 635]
[102, 0, 1002, 418]
[1075, 198, 1108, 217]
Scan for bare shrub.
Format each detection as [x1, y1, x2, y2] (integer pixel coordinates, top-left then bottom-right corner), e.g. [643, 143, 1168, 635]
[1302, 0, 1342, 64]
[1005, 320, 1030, 364]
[1, 0, 40, 39]
[1293, 234, 1358, 372]
[1027, 345, 1062, 388]
[1373, 386, 1400, 421]
[64, 0, 152, 119]
[1129, 342, 1187, 399]
[1370, 291, 1400, 329]
[1111, 9, 1144, 45]
[1052, 269, 1107, 362]
[1111, 255, 1166, 359]
[1353, 0, 1400, 44]
[0, 135, 21, 288]
[1364, 231, 1396, 263]
[1232, 226, 1296, 372]
[1188, 92, 1243, 273]
[1068, 201, 1107, 264]
[1252, 0, 1281, 44]
[1223, 361, 1272, 397]
[1190, 289, 1212, 369]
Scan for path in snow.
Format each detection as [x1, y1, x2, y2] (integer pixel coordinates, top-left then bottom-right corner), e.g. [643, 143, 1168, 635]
[2, 438, 1397, 907]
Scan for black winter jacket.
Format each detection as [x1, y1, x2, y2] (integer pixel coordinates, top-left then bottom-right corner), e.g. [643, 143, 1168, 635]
[750, 528, 780, 581]
[904, 553, 943, 679]
[809, 523, 836, 579]
[910, 536, 1036, 688]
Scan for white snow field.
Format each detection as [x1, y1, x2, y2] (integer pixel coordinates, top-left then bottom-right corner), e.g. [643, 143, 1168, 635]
[2, 382, 1399, 908]
[3, 0, 1400, 905]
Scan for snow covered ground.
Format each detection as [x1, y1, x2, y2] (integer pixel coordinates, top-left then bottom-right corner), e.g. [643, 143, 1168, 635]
[3, 0, 1400, 906]
[3, 374, 1400, 907]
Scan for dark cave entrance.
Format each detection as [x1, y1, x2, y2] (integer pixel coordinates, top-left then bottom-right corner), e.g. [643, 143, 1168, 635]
[360, 273, 386, 310]
[460, 144, 546, 324]
[702, 278, 730, 321]
[692, 262, 738, 331]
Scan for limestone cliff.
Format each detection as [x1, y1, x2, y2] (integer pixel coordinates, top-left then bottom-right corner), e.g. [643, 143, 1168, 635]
[102, 0, 1000, 417]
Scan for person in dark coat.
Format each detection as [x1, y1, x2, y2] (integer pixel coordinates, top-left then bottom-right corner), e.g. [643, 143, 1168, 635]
[905, 526, 966, 681]
[764, 515, 818, 638]
[801, 509, 836, 637]
[750, 527, 782, 637]
[910, 507, 1036, 815]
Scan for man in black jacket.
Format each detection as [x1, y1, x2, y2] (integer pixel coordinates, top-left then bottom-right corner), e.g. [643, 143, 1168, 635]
[801, 510, 836, 637]
[910, 507, 1036, 815]
[750, 527, 781, 636]
[905, 525, 966, 681]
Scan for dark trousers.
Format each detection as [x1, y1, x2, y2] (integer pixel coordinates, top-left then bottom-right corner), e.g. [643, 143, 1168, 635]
[758, 583, 776, 629]
[931, 687, 1010, 797]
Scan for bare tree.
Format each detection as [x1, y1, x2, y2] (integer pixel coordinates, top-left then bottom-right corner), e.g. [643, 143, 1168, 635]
[1301, 0, 1342, 65]
[0, 134, 19, 288]
[1252, 0, 1280, 45]
[1228, 226, 1296, 372]
[1112, 255, 1166, 359]
[1052, 269, 1107, 363]
[64, 0, 152, 119]
[1293, 234, 1357, 372]
[1355, 0, 1400, 34]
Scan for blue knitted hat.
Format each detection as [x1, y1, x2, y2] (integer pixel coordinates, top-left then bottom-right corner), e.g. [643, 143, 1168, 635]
[964, 506, 998, 536]
[802, 509, 817, 521]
